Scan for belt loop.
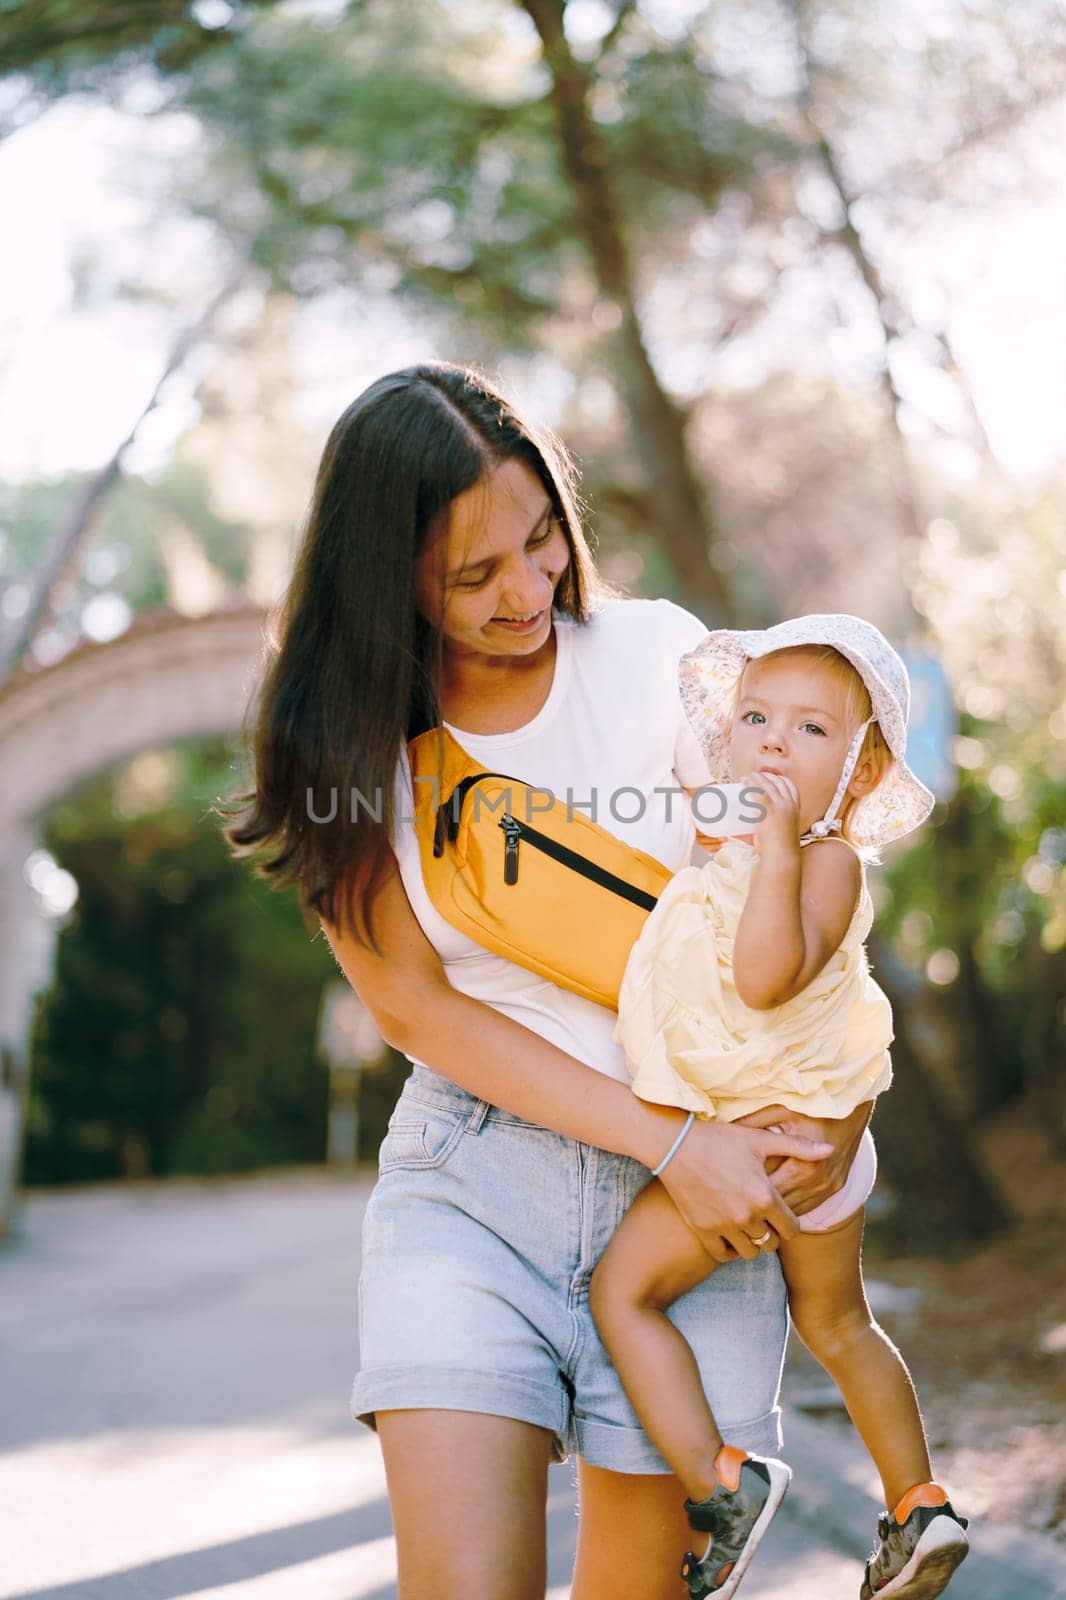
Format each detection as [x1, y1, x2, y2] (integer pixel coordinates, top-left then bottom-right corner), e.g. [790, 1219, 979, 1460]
[464, 1097, 490, 1134]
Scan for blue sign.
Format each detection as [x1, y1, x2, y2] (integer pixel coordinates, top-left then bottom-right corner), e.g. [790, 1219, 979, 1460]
[901, 647, 957, 803]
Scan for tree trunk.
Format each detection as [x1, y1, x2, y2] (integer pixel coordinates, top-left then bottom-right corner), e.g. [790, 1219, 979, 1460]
[787, 0, 926, 560]
[932, 792, 1012, 1116]
[520, 0, 738, 624]
[0, 272, 246, 681]
[789, 0, 1005, 507]
[1022, 923, 1066, 1160]
[870, 934, 1011, 1253]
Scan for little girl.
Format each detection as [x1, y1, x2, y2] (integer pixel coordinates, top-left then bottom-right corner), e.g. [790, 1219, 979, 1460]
[590, 615, 970, 1600]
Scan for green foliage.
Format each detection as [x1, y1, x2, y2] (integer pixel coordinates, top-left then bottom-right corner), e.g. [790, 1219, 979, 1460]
[610, 43, 791, 217]
[165, 0, 784, 338]
[0, 460, 252, 619]
[24, 738, 334, 1184]
[872, 482, 1066, 1116]
[881, 764, 1065, 1110]
[0, 0, 282, 100]
[183, 7, 579, 332]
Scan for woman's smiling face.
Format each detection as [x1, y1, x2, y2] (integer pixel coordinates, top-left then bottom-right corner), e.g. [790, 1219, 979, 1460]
[414, 458, 571, 660]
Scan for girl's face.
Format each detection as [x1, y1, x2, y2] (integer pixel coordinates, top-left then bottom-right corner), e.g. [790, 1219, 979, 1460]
[414, 458, 571, 662]
[728, 649, 878, 833]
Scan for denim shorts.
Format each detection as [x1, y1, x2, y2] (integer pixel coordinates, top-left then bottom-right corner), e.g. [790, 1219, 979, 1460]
[352, 1065, 787, 1473]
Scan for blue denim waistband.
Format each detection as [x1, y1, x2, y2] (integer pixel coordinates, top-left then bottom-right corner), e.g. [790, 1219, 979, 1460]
[401, 1062, 579, 1136]
[403, 1063, 485, 1111]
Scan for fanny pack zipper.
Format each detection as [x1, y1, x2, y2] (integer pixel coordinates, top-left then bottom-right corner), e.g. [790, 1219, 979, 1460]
[499, 813, 659, 911]
[433, 771, 519, 857]
[433, 771, 659, 913]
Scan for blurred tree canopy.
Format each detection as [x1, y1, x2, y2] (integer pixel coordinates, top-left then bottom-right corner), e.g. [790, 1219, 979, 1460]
[0, 0, 279, 101]
[4, 0, 1064, 1231]
[9, 0, 1063, 619]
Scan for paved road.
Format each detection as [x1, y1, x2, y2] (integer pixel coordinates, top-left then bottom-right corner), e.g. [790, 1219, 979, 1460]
[0, 1172, 1049, 1600]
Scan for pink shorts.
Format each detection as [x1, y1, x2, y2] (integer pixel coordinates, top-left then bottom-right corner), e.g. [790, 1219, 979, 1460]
[795, 1126, 877, 1233]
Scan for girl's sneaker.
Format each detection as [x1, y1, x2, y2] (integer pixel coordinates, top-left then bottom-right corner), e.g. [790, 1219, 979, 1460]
[680, 1445, 792, 1599]
[860, 1484, 969, 1599]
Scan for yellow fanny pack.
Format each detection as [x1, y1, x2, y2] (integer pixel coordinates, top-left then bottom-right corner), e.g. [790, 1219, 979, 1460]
[407, 726, 673, 1009]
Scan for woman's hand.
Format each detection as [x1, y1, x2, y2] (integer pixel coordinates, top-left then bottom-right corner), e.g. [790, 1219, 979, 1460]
[656, 1117, 832, 1263]
[736, 1100, 873, 1216]
[321, 855, 830, 1230]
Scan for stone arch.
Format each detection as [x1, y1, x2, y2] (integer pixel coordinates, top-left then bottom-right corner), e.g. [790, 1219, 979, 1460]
[0, 604, 271, 829]
[0, 603, 269, 1232]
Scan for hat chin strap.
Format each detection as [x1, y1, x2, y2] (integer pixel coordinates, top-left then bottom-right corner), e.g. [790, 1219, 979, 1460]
[802, 718, 874, 843]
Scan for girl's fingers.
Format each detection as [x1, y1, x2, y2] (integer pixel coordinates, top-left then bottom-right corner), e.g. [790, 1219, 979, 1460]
[760, 1132, 833, 1162]
[745, 772, 799, 808]
[735, 1104, 790, 1130]
[751, 776, 799, 819]
[767, 775, 799, 809]
[749, 773, 783, 801]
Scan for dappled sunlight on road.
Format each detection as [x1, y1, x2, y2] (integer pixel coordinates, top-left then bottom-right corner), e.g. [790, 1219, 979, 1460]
[743, 1541, 857, 1598]
[0, 1423, 392, 1595]
[190, 1536, 397, 1600]
[6, 1177, 1004, 1600]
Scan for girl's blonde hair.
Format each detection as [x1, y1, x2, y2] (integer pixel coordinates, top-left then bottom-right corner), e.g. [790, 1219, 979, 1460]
[735, 644, 894, 848]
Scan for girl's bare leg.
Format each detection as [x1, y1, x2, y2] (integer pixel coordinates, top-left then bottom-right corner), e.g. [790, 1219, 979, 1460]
[376, 1410, 554, 1600]
[778, 1208, 933, 1511]
[589, 1177, 725, 1503]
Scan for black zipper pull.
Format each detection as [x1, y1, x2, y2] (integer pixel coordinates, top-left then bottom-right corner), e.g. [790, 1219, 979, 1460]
[500, 815, 521, 885]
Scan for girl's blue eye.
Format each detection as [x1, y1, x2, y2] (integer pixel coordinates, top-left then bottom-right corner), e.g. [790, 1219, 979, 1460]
[802, 723, 826, 736]
[742, 711, 765, 725]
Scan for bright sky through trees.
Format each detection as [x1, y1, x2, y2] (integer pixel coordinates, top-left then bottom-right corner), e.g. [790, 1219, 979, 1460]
[2, 90, 1064, 485]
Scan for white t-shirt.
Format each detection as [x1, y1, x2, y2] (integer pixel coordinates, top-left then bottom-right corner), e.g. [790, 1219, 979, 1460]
[391, 596, 713, 1084]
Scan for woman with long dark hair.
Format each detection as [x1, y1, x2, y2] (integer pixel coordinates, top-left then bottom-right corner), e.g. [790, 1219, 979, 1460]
[221, 363, 870, 1599]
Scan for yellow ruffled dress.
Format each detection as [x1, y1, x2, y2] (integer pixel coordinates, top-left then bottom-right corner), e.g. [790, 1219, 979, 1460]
[613, 837, 893, 1122]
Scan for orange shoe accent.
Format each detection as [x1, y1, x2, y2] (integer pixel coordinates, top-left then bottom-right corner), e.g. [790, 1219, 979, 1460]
[715, 1444, 749, 1494]
[893, 1482, 949, 1525]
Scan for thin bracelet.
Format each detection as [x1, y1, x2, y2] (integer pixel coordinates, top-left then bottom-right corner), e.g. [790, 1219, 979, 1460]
[651, 1112, 696, 1178]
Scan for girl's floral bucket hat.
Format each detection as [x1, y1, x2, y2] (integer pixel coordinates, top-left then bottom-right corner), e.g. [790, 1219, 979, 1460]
[678, 612, 937, 850]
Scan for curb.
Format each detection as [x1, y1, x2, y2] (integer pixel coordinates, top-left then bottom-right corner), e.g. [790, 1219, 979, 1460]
[782, 1408, 1066, 1600]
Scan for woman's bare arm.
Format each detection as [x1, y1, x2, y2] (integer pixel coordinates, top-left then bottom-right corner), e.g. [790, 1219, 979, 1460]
[319, 850, 832, 1262]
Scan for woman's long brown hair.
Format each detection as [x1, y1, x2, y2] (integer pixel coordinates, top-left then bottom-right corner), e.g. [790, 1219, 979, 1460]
[216, 363, 602, 947]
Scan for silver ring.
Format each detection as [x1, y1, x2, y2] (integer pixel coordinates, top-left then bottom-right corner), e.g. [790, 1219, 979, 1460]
[751, 1229, 774, 1247]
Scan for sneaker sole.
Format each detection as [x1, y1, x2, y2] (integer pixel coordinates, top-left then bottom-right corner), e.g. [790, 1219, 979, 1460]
[869, 1517, 970, 1600]
[697, 1459, 793, 1600]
